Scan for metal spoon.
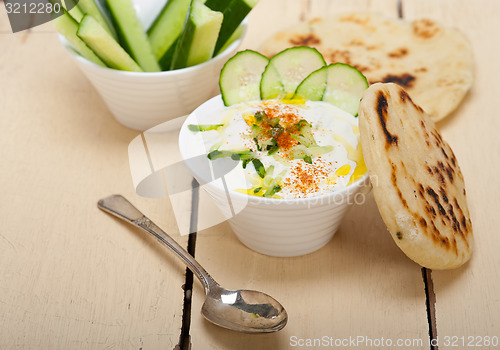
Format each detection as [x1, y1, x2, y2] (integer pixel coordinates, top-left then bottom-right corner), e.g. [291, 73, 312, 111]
[97, 195, 288, 333]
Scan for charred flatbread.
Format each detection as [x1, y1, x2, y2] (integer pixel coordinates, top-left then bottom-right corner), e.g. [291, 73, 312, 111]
[359, 83, 473, 269]
[260, 12, 474, 121]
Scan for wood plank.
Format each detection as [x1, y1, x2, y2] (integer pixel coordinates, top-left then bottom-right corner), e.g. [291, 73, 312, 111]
[189, 0, 431, 349]
[403, 0, 500, 347]
[0, 14, 187, 349]
[190, 195, 431, 349]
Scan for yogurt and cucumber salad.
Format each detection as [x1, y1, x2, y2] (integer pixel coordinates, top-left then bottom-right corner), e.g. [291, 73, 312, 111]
[185, 46, 369, 199]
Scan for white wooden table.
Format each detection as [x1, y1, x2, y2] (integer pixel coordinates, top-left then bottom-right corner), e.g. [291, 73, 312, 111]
[1, 0, 499, 349]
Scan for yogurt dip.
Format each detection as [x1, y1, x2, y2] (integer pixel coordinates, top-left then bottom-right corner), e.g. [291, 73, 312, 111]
[185, 98, 366, 199]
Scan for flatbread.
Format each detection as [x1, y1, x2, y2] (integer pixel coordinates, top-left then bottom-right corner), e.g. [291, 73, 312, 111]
[260, 12, 474, 121]
[358, 83, 473, 269]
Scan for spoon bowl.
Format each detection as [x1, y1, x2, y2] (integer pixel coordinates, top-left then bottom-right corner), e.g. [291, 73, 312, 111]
[97, 195, 288, 333]
[202, 286, 288, 333]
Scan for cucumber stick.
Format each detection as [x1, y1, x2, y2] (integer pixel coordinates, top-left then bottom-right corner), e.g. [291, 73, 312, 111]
[170, 0, 223, 69]
[62, 0, 84, 21]
[105, 0, 160, 72]
[217, 23, 244, 53]
[77, 0, 117, 39]
[54, 10, 106, 67]
[148, 0, 191, 63]
[158, 37, 179, 71]
[204, 0, 258, 55]
[77, 15, 143, 72]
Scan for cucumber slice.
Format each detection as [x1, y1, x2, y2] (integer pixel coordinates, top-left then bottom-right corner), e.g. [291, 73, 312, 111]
[296, 63, 368, 116]
[260, 46, 326, 100]
[77, 15, 143, 72]
[322, 63, 369, 115]
[54, 10, 106, 67]
[293, 66, 327, 101]
[77, 0, 117, 39]
[170, 0, 223, 69]
[204, 0, 258, 55]
[259, 63, 283, 100]
[148, 0, 191, 64]
[219, 49, 269, 106]
[105, 0, 160, 72]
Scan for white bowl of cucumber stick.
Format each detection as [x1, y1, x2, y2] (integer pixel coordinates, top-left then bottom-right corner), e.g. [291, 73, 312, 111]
[54, 0, 254, 131]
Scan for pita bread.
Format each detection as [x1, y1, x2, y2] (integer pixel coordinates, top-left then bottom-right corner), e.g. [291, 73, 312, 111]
[358, 83, 473, 269]
[260, 12, 474, 121]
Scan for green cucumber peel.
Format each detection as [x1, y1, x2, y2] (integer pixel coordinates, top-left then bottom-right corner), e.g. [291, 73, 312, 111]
[252, 159, 266, 178]
[188, 124, 224, 132]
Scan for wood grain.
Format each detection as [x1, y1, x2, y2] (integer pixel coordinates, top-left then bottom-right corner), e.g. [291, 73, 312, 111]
[403, 0, 500, 347]
[0, 17, 187, 350]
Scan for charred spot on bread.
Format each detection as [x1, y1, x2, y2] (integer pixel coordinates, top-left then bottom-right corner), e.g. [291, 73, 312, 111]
[426, 187, 447, 216]
[376, 91, 399, 147]
[419, 217, 428, 227]
[412, 19, 440, 39]
[388, 47, 409, 58]
[289, 33, 321, 46]
[381, 73, 416, 88]
[440, 187, 449, 203]
[441, 147, 449, 159]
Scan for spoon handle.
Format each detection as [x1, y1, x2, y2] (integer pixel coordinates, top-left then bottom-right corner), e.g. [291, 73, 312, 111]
[97, 194, 215, 292]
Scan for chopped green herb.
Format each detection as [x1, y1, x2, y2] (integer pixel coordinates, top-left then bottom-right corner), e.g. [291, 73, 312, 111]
[238, 151, 256, 168]
[254, 111, 265, 122]
[188, 124, 223, 132]
[263, 184, 282, 197]
[253, 137, 262, 151]
[207, 150, 234, 160]
[303, 155, 312, 164]
[252, 159, 266, 178]
[253, 187, 262, 193]
[296, 119, 308, 128]
[238, 151, 255, 161]
[267, 139, 279, 155]
[207, 150, 253, 161]
[268, 117, 280, 127]
[271, 124, 284, 138]
[254, 110, 280, 127]
[251, 123, 262, 134]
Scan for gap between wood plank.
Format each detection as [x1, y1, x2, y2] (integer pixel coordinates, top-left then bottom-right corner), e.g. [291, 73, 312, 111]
[422, 268, 438, 350]
[398, 0, 404, 19]
[175, 179, 199, 350]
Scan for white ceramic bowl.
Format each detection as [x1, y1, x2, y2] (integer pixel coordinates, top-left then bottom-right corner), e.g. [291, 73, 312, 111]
[58, 2, 245, 131]
[179, 96, 371, 257]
